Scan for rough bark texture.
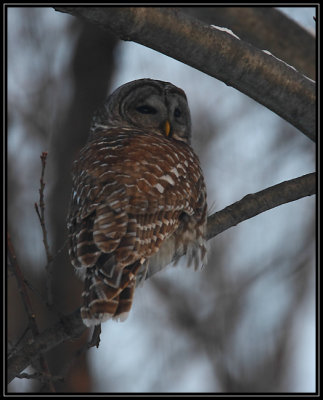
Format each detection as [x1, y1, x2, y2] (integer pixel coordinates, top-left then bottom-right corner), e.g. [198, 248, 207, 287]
[183, 7, 316, 80]
[54, 7, 316, 142]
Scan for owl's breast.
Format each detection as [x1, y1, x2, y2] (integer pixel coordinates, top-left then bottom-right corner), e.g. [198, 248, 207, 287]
[73, 129, 206, 218]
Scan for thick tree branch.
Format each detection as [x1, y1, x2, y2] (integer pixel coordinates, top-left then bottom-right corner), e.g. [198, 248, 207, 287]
[182, 7, 316, 80]
[54, 7, 316, 142]
[7, 172, 316, 384]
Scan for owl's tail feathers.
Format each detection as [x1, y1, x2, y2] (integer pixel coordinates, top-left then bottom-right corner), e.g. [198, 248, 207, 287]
[81, 273, 119, 327]
[80, 260, 143, 327]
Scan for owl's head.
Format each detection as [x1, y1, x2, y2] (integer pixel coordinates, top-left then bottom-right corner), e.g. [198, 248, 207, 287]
[91, 79, 192, 144]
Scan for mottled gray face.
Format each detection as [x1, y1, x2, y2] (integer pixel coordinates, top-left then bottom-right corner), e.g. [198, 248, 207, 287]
[92, 79, 192, 144]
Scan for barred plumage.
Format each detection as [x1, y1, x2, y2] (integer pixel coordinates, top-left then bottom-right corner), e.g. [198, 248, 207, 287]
[67, 79, 207, 326]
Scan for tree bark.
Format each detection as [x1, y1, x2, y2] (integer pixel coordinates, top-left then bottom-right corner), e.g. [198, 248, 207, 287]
[182, 7, 316, 80]
[54, 7, 316, 142]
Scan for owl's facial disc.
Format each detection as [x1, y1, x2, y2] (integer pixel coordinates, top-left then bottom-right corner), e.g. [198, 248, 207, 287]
[123, 85, 191, 143]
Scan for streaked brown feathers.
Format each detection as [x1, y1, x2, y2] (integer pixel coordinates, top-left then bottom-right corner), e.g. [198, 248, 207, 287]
[67, 79, 207, 326]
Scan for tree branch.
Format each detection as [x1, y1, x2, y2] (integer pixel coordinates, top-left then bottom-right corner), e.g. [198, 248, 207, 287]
[206, 172, 316, 240]
[7, 172, 316, 384]
[54, 7, 316, 142]
[7, 308, 85, 385]
[182, 7, 316, 80]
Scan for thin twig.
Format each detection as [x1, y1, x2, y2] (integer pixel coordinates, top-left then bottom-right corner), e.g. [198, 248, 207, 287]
[21, 240, 68, 312]
[22, 240, 68, 310]
[7, 233, 56, 392]
[16, 372, 64, 383]
[7, 326, 30, 359]
[7, 234, 38, 334]
[34, 151, 54, 307]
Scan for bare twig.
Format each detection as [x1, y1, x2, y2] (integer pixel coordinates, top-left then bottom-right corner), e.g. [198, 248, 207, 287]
[16, 372, 64, 383]
[7, 172, 316, 384]
[54, 7, 316, 142]
[7, 233, 56, 392]
[7, 326, 30, 359]
[34, 151, 54, 307]
[7, 234, 37, 328]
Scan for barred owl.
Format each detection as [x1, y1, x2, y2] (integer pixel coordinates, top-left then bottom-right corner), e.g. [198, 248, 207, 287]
[67, 79, 207, 326]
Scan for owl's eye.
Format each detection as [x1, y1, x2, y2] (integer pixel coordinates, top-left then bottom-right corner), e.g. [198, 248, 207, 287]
[174, 108, 181, 118]
[136, 105, 157, 114]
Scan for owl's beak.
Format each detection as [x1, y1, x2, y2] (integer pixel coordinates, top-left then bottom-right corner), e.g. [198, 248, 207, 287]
[164, 120, 171, 137]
